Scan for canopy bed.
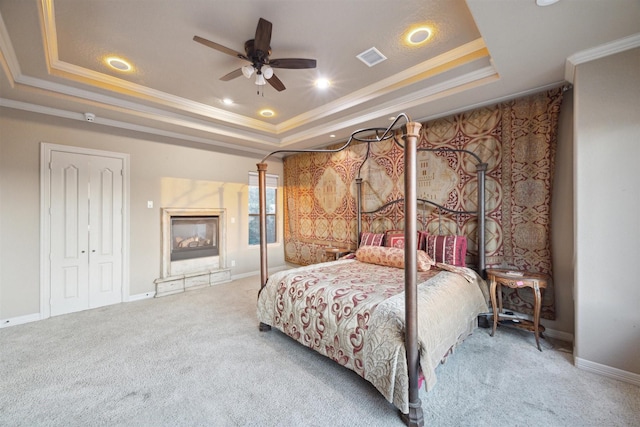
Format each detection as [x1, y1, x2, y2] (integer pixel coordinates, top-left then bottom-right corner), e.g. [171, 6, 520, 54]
[255, 115, 489, 426]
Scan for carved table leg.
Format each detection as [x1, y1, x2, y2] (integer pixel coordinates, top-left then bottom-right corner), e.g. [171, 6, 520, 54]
[490, 278, 499, 337]
[533, 281, 542, 351]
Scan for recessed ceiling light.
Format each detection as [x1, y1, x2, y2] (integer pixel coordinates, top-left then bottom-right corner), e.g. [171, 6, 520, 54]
[315, 78, 331, 89]
[222, 98, 234, 105]
[406, 27, 432, 46]
[536, 0, 559, 6]
[106, 56, 132, 72]
[329, 134, 336, 138]
[260, 109, 275, 117]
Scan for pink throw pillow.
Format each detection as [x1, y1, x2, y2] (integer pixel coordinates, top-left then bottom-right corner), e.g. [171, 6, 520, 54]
[360, 232, 385, 246]
[423, 234, 468, 267]
[384, 230, 405, 249]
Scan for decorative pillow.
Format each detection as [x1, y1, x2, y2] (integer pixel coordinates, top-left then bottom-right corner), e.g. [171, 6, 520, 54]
[385, 230, 425, 249]
[424, 234, 468, 267]
[355, 245, 434, 272]
[360, 231, 384, 247]
[417, 250, 436, 271]
[385, 230, 405, 249]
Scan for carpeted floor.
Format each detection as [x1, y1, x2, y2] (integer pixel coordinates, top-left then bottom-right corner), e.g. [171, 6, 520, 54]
[1, 276, 639, 427]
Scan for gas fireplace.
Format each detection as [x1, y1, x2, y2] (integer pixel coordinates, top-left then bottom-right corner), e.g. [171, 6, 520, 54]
[170, 216, 219, 261]
[156, 208, 230, 295]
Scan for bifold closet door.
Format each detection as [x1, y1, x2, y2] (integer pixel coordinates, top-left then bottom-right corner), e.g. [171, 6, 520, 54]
[49, 151, 123, 316]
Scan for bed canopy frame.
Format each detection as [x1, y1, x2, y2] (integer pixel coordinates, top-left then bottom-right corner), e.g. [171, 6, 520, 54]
[256, 114, 487, 426]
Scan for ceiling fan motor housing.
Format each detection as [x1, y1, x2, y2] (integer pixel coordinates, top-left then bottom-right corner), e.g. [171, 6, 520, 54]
[244, 39, 271, 68]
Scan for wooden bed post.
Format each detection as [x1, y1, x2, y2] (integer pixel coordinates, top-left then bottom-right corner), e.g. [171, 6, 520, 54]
[403, 121, 424, 427]
[257, 162, 269, 290]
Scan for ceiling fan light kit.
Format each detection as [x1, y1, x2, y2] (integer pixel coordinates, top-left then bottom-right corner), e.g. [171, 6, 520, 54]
[241, 65, 254, 78]
[262, 65, 274, 79]
[194, 17, 317, 93]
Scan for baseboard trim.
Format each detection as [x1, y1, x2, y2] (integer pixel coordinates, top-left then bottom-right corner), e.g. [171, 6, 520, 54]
[544, 328, 574, 343]
[0, 268, 292, 328]
[575, 357, 640, 387]
[0, 313, 42, 329]
[128, 291, 156, 301]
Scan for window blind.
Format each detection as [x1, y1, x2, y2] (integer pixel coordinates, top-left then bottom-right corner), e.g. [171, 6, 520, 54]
[249, 172, 278, 188]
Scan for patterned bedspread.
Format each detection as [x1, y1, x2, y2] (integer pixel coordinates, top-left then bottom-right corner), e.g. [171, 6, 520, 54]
[256, 259, 489, 414]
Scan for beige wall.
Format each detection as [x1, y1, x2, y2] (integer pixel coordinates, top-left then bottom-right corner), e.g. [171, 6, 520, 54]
[574, 47, 640, 375]
[544, 88, 575, 337]
[0, 109, 285, 320]
[0, 99, 579, 337]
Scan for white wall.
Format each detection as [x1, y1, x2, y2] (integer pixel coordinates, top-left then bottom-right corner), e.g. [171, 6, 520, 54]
[0, 109, 285, 321]
[574, 47, 640, 375]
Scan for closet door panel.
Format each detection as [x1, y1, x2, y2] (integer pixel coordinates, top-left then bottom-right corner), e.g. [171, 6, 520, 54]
[49, 152, 90, 316]
[88, 156, 123, 308]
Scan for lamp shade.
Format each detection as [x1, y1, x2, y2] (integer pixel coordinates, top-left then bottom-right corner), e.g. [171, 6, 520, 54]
[262, 65, 274, 79]
[255, 73, 266, 86]
[242, 65, 254, 78]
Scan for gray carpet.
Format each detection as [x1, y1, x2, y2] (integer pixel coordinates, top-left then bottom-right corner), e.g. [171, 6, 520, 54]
[1, 276, 639, 427]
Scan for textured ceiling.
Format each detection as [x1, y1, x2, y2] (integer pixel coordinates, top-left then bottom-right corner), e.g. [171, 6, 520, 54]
[0, 0, 639, 157]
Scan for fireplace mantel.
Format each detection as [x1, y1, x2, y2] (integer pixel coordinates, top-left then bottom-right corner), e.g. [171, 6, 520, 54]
[155, 208, 231, 297]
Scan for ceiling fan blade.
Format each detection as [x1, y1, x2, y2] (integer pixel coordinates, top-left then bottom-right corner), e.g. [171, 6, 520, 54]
[220, 68, 244, 81]
[193, 35, 247, 60]
[269, 58, 317, 69]
[254, 18, 272, 55]
[267, 73, 286, 92]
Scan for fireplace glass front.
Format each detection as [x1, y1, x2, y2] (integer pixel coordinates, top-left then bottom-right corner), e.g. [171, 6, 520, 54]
[171, 216, 219, 261]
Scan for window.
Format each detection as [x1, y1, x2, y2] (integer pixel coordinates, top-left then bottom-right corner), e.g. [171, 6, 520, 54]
[248, 172, 278, 245]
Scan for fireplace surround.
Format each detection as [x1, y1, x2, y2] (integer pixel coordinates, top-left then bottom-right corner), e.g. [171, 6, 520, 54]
[154, 208, 231, 297]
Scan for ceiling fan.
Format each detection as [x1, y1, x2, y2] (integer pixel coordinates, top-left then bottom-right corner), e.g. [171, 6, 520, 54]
[193, 18, 317, 92]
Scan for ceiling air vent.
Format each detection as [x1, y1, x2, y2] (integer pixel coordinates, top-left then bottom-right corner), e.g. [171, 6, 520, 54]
[356, 47, 387, 67]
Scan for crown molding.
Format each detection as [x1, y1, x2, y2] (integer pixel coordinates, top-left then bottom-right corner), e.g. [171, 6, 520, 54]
[37, 0, 491, 139]
[0, 97, 275, 157]
[280, 65, 499, 147]
[565, 33, 640, 83]
[12, 74, 281, 146]
[277, 38, 489, 133]
[39, 0, 275, 132]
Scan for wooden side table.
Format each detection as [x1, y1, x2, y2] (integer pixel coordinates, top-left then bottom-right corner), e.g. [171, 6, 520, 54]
[324, 247, 351, 261]
[487, 268, 549, 351]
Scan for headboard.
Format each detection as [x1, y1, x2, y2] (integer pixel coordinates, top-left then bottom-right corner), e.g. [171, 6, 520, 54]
[353, 131, 488, 273]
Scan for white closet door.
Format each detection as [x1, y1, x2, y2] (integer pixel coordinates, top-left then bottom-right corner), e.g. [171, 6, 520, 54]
[88, 155, 123, 309]
[49, 151, 123, 316]
[50, 151, 91, 315]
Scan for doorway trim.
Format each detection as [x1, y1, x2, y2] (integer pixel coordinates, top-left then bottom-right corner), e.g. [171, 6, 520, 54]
[40, 143, 130, 319]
